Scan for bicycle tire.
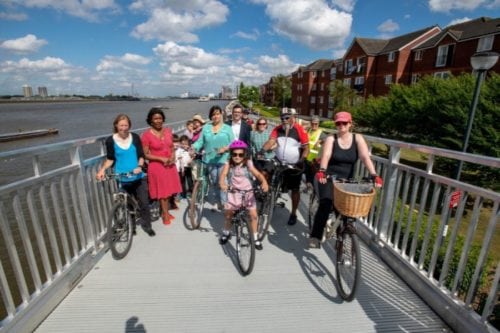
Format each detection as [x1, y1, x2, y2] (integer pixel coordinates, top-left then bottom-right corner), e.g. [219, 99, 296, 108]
[335, 231, 361, 301]
[308, 191, 318, 234]
[189, 180, 205, 229]
[236, 214, 255, 276]
[107, 201, 134, 260]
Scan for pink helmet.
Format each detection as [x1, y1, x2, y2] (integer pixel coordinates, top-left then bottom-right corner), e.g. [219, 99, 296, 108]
[229, 139, 248, 150]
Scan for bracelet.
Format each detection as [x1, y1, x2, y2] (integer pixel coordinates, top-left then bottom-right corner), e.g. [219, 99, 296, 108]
[319, 168, 326, 172]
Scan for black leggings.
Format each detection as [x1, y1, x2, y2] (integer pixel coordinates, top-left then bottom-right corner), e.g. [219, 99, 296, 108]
[310, 179, 334, 239]
[122, 178, 152, 229]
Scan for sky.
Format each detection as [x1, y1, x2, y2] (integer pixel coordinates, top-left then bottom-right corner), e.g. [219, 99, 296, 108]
[0, 0, 499, 98]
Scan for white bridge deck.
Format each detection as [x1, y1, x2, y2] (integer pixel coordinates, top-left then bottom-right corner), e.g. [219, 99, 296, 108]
[35, 195, 450, 332]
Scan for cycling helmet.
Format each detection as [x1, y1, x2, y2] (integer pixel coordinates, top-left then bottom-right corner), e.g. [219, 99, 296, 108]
[229, 139, 248, 150]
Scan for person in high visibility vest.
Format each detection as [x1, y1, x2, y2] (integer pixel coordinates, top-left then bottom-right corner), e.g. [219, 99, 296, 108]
[305, 115, 326, 190]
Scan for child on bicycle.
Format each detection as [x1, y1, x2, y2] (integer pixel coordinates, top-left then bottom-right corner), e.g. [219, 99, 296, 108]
[219, 140, 269, 250]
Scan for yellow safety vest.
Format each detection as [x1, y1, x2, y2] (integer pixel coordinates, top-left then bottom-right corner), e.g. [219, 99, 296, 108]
[307, 128, 323, 161]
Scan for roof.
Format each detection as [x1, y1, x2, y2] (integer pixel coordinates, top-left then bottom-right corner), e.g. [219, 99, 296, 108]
[416, 17, 500, 49]
[355, 38, 388, 55]
[304, 59, 335, 71]
[380, 26, 439, 53]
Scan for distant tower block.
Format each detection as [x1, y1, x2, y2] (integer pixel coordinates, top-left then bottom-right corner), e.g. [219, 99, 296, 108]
[22, 84, 33, 98]
[38, 86, 48, 98]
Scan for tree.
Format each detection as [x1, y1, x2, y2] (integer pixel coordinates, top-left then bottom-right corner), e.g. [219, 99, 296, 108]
[238, 84, 260, 106]
[273, 74, 291, 108]
[329, 80, 358, 111]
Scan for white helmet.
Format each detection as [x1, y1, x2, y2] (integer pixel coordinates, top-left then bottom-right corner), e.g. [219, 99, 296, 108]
[281, 107, 297, 116]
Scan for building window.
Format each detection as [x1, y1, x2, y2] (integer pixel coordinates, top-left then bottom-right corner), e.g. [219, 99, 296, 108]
[477, 35, 494, 52]
[388, 52, 395, 62]
[321, 70, 325, 77]
[298, 71, 303, 78]
[436, 45, 449, 67]
[312, 84, 316, 91]
[434, 71, 450, 79]
[384, 74, 392, 85]
[415, 50, 423, 61]
[343, 78, 351, 87]
[319, 96, 324, 104]
[354, 76, 364, 85]
[330, 67, 337, 80]
[327, 110, 333, 118]
[320, 83, 324, 91]
[411, 74, 420, 84]
[310, 96, 316, 104]
[356, 57, 366, 73]
[312, 71, 316, 78]
[344, 59, 353, 75]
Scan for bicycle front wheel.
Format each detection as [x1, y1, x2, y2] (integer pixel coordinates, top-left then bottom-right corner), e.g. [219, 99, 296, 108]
[335, 231, 361, 301]
[235, 215, 255, 276]
[107, 202, 134, 260]
[189, 180, 205, 229]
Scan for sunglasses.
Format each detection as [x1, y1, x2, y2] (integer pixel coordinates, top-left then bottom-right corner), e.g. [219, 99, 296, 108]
[257, 122, 267, 125]
[231, 153, 245, 158]
[335, 121, 349, 126]
[281, 116, 291, 120]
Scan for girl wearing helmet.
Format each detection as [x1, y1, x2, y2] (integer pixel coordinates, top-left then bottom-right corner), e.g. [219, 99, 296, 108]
[219, 140, 269, 250]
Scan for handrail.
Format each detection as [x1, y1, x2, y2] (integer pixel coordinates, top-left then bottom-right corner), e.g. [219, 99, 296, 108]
[0, 121, 498, 332]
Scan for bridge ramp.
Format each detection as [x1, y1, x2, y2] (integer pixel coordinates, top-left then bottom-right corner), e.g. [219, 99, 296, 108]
[36, 195, 450, 332]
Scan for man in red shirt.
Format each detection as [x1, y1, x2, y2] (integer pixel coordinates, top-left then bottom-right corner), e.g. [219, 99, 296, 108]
[262, 108, 309, 225]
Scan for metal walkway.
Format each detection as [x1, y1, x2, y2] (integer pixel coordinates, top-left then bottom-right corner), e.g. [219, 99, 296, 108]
[35, 195, 450, 333]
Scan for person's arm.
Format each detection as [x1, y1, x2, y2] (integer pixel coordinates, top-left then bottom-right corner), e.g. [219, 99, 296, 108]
[219, 163, 230, 192]
[96, 159, 114, 180]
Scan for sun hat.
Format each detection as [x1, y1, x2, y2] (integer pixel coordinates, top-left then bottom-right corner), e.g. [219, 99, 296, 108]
[311, 115, 320, 123]
[334, 111, 352, 123]
[192, 114, 205, 124]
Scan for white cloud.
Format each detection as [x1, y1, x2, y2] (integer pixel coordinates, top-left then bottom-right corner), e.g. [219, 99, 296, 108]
[0, 11, 28, 20]
[0, 57, 84, 83]
[332, 48, 346, 59]
[258, 54, 300, 74]
[331, 0, 356, 12]
[377, 19, 399, 33]
[154, 42, 228, 68]
[251, 0, 352, 50]
[96, 53, 151, 72]
[447, 17, 472, 26]
[19, 0, 120, 21]
[428, 0, 497, 12]
[0, 34, 47, 54]
[232, 29, 260, 41]
[129, 0, 229, 42]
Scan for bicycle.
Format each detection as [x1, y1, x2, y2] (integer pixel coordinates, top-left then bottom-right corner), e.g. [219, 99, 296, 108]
[224, 188, 256, 276]
[312, 177, 376, 301]
[104, 172, 140, 260]
[255, 158, 302, 241]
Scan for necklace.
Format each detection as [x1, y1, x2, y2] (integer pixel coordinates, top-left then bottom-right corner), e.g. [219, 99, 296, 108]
[337, 133, 353, 149]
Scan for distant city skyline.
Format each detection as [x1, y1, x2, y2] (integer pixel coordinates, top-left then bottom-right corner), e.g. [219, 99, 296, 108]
[1, 1, 499, 97]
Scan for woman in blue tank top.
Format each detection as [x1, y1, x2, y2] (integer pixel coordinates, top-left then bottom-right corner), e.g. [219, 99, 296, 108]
[309, 112, 381, 248]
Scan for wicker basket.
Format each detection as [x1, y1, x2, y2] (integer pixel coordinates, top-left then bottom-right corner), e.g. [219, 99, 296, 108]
[333, 182, 376, 218]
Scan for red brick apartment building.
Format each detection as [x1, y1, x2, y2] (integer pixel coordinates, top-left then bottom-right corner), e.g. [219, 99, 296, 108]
[284, 16, 499, 118]
[291, 59, 335, 118]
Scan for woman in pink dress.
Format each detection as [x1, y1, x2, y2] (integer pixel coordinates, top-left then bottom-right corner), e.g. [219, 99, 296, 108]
[142, 107, 182, 225]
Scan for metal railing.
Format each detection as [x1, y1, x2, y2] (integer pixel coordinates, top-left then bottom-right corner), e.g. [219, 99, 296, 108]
[0, 122, 498, 332]
[0, 121, 186, 332]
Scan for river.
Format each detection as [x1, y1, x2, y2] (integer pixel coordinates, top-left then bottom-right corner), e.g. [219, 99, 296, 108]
[0, 99, 229, 152]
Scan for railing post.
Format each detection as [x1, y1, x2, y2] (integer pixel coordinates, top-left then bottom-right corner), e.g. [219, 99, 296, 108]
[69, 146, 98, 252]
[376, 145, 400, 242]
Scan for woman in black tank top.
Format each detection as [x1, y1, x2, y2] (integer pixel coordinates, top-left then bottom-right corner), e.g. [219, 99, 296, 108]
[309, 112, 379, 248]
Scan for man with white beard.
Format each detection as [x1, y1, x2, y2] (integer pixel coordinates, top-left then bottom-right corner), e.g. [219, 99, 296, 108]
[261, 108, 309, 226]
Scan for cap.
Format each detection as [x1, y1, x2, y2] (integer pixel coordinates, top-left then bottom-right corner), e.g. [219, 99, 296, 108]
[311, 115, 320, 123]
[192, 114, 205, 124]
[281, 107, 297, 116]
[334, 111, 352, 123]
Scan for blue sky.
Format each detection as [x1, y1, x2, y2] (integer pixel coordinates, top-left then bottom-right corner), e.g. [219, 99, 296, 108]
[0, 0, 499, 97]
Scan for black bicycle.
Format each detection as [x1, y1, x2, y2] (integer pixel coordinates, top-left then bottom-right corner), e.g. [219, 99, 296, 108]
[105, 173, 140, 260]
[255, 158, 302, 241]
[312, 177, 376, 301]
[225, 188, 256, 276]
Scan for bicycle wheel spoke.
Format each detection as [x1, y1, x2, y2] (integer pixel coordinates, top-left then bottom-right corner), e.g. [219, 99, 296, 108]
[108, 202, 134, 260]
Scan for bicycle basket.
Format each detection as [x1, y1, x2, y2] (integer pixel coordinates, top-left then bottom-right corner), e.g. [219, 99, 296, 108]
[333, 182, 376, 218]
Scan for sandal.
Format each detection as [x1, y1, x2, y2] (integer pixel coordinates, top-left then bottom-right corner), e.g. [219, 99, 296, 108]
[162, 213, 171, 225]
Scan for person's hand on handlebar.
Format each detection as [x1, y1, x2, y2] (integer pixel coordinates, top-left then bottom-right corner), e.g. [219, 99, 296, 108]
[370, 174, 383, 188]
[315, 169, 328, 184]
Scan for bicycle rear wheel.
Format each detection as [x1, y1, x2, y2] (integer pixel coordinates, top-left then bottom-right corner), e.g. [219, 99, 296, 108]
[236, 215, 255, 276]
[256, 192, 272, 241]
[335, 231, 361, 301]
[308, 191, 318, 234]
[108, 202, 134, 259]
[189, 180, 205, 229]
